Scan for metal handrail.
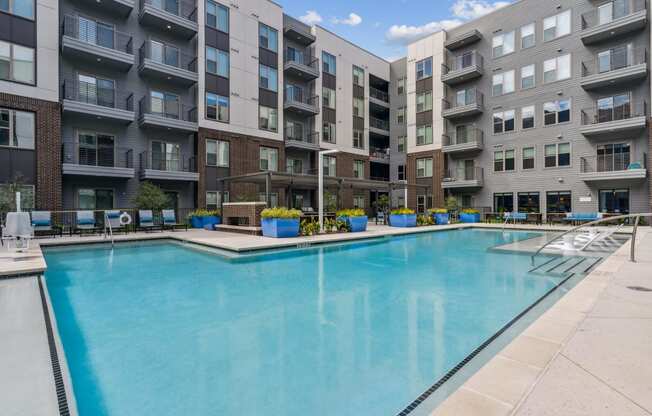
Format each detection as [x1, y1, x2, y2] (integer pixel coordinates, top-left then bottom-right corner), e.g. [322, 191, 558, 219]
[104, 211, 114, 248]
[530, 213, 652, 265]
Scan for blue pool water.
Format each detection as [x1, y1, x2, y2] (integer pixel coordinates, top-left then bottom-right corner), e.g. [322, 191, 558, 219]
[44, 229, 558, 416]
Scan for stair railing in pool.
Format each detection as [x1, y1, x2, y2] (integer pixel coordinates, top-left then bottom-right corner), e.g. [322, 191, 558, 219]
[104, 211, 114, 248]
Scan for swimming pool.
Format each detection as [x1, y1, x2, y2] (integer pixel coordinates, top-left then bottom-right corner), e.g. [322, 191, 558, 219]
[44, 229, 567, 416]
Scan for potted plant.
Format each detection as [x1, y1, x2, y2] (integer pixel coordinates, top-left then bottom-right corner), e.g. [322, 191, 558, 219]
[429, 208, 450, 225]
[188, 209, 222, 229]
[261, 207, 302, 238]
[389, 208, 417, 228]
[417, 214, 434, 226]
[459, 208, 481, 223]
[336, 208, 368, 232]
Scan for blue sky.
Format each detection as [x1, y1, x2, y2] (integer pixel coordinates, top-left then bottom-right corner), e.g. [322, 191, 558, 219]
[278, 0, 513, 61]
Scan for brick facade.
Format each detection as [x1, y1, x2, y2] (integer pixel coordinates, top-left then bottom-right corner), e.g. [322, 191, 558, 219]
[406, 149, 444, 210]
[0, 93, 62, 211]
[335, 152, 372, 211]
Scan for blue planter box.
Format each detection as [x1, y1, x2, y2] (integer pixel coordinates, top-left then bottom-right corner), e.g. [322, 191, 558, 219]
[433, 213, 450, 225]
[203, 216, 221, 228]
[459, 213, 481, 223]
[338, 216, 368, 232]
[389, 214, 417, 228]
[261, 218, 300, 238]
[190, 216, 203, 228]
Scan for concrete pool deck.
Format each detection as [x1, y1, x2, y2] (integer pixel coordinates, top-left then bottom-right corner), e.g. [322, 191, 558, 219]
[0, 223, 649, 416]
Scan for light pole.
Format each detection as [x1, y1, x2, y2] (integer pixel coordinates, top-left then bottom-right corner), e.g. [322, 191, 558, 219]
[318, 149, 339, 233]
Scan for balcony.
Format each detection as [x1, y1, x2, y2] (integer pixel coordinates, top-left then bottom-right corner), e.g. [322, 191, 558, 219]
[581, 47, 648, 90]
[61, 78, 135, 124]
[284, 127, 319, 150]
[62, 141, 134, 178]
[369, 117, 390, 136]
[138, 95, 198, 132]
[284, 52, 319, 81]
[284, 22, 316, 46]
[445, 29, 482, 51]
[442, 90, 484, 119]
[442, 128, 484, 154]
[138, 41, 197, 86]
[441, 51, 484, 86]
[139, 151, 198, 181]
[580, 0, 647, 45]
[83, 0, 134, 17]
[580, 100, 647, 138]
[61, 15, 134, 71]
[580, 154, 647, 182]
[369, 147, 390, 164]
[284, 87, 319, 116]
[139, 0, 198, 40]
[442, 167, 484, 189]
[369, 87, 390, 107]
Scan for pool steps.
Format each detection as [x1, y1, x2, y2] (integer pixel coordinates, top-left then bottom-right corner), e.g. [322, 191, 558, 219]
[529, 255, 603, 278]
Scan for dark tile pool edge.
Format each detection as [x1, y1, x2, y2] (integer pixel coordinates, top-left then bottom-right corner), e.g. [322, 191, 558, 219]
[396, 272, 577, 416]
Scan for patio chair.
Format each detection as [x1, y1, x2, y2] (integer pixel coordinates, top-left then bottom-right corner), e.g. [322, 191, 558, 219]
[162, 209, 188, 231]
[376, 210, 386, 225]
[137, 210, 160, 232]
[31, 211, 62, 238]
[105, 210, 127, 234]
[504, 212, 527, 224]
[1, 212, 33, 251]
[74, 210, 99, 236]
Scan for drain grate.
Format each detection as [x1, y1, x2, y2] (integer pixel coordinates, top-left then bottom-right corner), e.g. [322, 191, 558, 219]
[627, 286, 652, 292]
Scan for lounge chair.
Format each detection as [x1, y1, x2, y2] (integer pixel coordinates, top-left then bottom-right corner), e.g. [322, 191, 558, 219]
[564, 212, 602, 225]
[504, 212, 528, 224]
[74, 210, 99, 236]
[2, 212, 33, 251]
[31, 211, 62, 238]
[376, 210, 386, 225]
[137, 210, 160, 232]
[162, 209, 188, 231]
[104, 210, 128, 234]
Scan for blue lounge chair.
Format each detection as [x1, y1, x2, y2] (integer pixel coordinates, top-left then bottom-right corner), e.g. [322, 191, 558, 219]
[31, 211, 62, 237]
[74, 210, 99, 236]
[137, 210, 160, 232]
[162, 209, 188, 231]
[564, 212, 602, 225]
[504, 212, 528, 224]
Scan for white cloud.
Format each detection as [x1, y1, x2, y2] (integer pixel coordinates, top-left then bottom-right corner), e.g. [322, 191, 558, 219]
[385, 19, 463, 45]
[450, 0, 511, 20]
[299, 10, 322, 25]
[332, 12, 362, 26]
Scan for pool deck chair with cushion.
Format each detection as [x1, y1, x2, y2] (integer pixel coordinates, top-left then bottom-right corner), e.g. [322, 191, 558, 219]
[137, 210, 161, 232]
[564, 212, 603, 225]
[105, 210, 127, 234]
[31, 211, 62, 238]
[504, 212, 528, 224]
[162, 210, 188, 231]
[74, 211, 99, 236]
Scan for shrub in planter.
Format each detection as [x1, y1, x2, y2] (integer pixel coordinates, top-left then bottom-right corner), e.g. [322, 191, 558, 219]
[389, 208, 417, 228]
[417, 214, 434, 226]
[188, 209, 222, 229]
[428, 208, 450, 225]
[261, 207, 302, 238]
[459, 208, 481, 223]
[336, 208, 368, 232]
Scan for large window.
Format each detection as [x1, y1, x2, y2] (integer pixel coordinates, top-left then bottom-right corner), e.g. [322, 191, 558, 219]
[494, 150, 515, 172]
[416, 91, 432, 113]
[206, 92, 229, 122]
[206, 0, 228, 32]
[543, 10, 571, 42]
[353, 195, 365, 209]
[416, 125, 433, 145]
[206, 139, 229, 167]
[416, 158, 433, 178]
[0, 108, 34, 149]
[0, 41, 35, 84]
[597, 93, 631, 123]
[597, 143, 630, 172]
[492, 70, 515, 96]
[521, 64, 535, 89]
[259, 64, 277, 91]
[547, 191, 572, 213]
[151, 141, 181, 171]
[322, 51, 336, 75]
[544, 99, 570, 125]
[599, 189, 629, 214]
[322, 122, 336, 143]
[0, 0, 34, 19]
[78, 189, 113, 210]
[150, 41, 179, 67]
[259, 146, 278, 171]
[353, 97, 364, 118]
[544, 143, 571, 167]
[494, 193, 514, 213]
[518, 192, 540, 213]
[322, 87, 336, 109]
[259, 105, 278, 132]
[323, 155, 336, 177]
[543, 54, 571, 83]
[206, 46, 229, 78]
[352, 66, 364, 87]
[206, 191, 229, 211]
[286, 158, 302, 174]
[353, 130, 364, 149]
[493, 110, 515, 134]
[493, 31, 515, 58]
[353, 160, 364, 178]
[397, 136, 406, 153]
[259, 24, 277, 52]
[522, 105, 535, 129]
[397, 78, 405, 95]
[521, 23, 535, 49]
[416, 57, 432, 80]
[522, 147, 535, 169]
[78, 133, 114, 167]
[397, 107, 406, 124]
[397, 165, 405, 180]
[77, 17, 116, 49]
[598, 44, 632, 73]
[0, 184, 33, 210]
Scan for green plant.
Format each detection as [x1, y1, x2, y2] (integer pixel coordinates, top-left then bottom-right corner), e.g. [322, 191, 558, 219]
[373, 194, 390, 212]
[132, 182, 168, 211]
[189, 209, 221, 218]
[445, 196, 459, 212]
[300, 218, 321, 236]
[337, 219, 350, 232]
[323, 217, 338, 233]
[323, 190, 337, 213]
[417, 214, 434, 226]
[461, 208, 480, 214]
[336, 208, 366, 217]
[261, 207, 302, 219]
[428, 208, 448, 214]
[0, 174, 34, 212]
[391, 208, 415, 215]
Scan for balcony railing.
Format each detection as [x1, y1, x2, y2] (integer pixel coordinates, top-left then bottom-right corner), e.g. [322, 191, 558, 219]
[284, 127, 319, 144]
[370, 117, 389, 131]
[370, 147, 390, 161]
[442, 89, 484, 111]
[140, 0, 197, 23]
[62, 15, 133, 54]
[139, 151, 197, 172]
[62, 140, 134, 168]
[445, 167, 484, 182]
[580, 99, 647, 125]
[62, 78, 134, 111]
[580, 153, 647, 173]
[138, 95, 197, 122]
[284, 51, 319, 71]
[369, 87, 389, 103]
[139, 40, 197, 72]
[581, 46, 648, 76]
[442, 50, 483, 75]
[581, 0, 646, 30]
[284, 87, 320, 110]
[442, 127, 484, 147]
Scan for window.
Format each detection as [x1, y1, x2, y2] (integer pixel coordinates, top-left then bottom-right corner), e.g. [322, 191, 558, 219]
[0, 41, 34, 84]
[323, 155, 336, 177]
[259, 23, 277, 52]
[597, 143, 631, 172]
[259, 147, 278, 171]
[492, 31, 515, 58]
[522, 147, 535, 169]
[0, 108, 34, 149]
[353, 66, 364, 87]
[416, 91, 432, 113]
[543, 54, 571, 83]
[77, 17, 115, 49]
[597, 94, 631, 123]
[286, 158, 303, 174]
[206, 0, 228, 32]
[416, 158, 433, 178]
[322, 87, 336, 109]
[206, 92, 229, 122]
[521, 64, 535, 89]
[151, 141, 180, 171]
[206, 191, 229, 211]
[547, 191, 572, 213]
[78, 189, 113, 210]
[543, 10, 571, 42]
[76, 74, 115, 108]
[352, 130, 364, 149]
[206, 139, 229, 167]
[416, 125, 433, 145]
[544, 99, 570, 125]
[322, 51, 336, 75]
[0, 0, 34, 19]
[397, 136, 406, 152]
[259, 105, 278, 132]
[492, 70, 515, 96]
[77, 133, 114, 167]
[544, 143, 571, 167]
[598, 0, 631, 25]
[521, 23, 535, 49]
[522, 105, 535, 129]
[417, 195, 432, 214]
[518, 192, 540, 213]
[494, 150, 515, 172]
[149, 90, 177, 117]
[397, 107, 406, 124]
[599, 189, 629, 214]
[598, 44, 632, 73]
[323, 122, 336, 143]
[455, 88, 476, 106]
[494, 193, 514, 213]
[353, 195, 365, 209]
[493, 110, 515, 134]
[397, 78, 405, 95]
[397, 165, 405, 180]
[416, 57, 432, 80]
[259, 64, 277, 91]
[353, 160, 364, 178]
[206, 46, 229, 78]
[258, 192, 279, 208]
[353, 97, 364, 118]
[150, 41, 179, 67]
